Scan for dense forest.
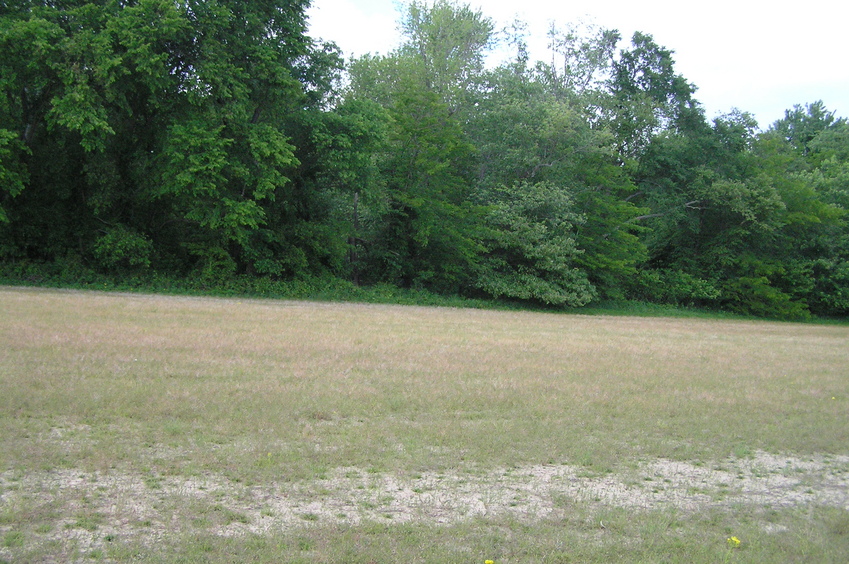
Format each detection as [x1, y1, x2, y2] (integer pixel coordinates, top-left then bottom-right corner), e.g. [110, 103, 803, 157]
[1, 0, 847, 319]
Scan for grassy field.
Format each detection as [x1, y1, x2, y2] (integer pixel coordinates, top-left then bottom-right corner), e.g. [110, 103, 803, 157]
[1, 286, 848, 562]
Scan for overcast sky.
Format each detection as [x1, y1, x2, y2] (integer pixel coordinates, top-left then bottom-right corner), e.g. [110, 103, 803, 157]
[307, 0, 848, 130]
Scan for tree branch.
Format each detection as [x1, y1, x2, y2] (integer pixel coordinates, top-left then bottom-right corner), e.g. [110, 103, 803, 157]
[627, 200, 704, 223]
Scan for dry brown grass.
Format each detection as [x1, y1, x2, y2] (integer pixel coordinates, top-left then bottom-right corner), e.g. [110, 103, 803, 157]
[2, 287, 847, 473]
[1, 286, 848, 562]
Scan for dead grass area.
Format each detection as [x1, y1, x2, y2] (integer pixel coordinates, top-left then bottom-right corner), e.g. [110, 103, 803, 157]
[1, 287, 848, 562]
[2, 451, 847, 559]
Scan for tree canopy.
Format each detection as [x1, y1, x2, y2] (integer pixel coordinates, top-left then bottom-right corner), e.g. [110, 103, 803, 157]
[1, 1, 846, 319]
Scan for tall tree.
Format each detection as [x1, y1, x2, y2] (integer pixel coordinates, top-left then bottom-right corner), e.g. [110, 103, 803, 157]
[538, 21, 619, 105]
[0, 0, 337, 278]
[771, 100, 845, 157]
[764, 107, 849, 316]
[398, 0, 493, 117]
[468, 59, 645, 304]
[632, 106, 849, 318]
[607, 32, 700, 157]
[345, 0, 493, 292]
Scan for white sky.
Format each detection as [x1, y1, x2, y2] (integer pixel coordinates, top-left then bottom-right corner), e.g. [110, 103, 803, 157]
[307, 0, 849, 130]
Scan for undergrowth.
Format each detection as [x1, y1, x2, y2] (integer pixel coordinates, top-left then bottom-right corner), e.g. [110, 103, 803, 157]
[1, 259, 829, 323]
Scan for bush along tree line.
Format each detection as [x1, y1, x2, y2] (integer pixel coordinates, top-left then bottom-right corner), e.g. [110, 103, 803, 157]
[1, 0, 847, 319]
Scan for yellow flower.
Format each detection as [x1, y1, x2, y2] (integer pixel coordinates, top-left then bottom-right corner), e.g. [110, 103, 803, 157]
[485, 561, 495, 564]
[727, 536, 741, 548]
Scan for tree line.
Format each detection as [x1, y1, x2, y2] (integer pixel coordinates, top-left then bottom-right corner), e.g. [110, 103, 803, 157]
[1, 0, 847, 319]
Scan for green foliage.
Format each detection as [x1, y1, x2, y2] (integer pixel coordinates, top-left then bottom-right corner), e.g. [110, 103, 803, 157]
[341, 1, 505, 293]
[349, 39, 484, 292]
[807, 259, 849, 316]
[627, 269, 720, 306]
[0, 129, 29, 223]
[92, 226, 154, 270]
[0, 0, 335, 276]
[0, 1, 847, 319]
[771, 100, 845, 156]
[631, 104, 849, 318]
[476, 182, 596, 306]
[399, 0, 494, 115]
[469, 60, 647, 301]
[607, 32, 699, 156]
[570, 182, 648, 300]
[722, 275, 811, 320]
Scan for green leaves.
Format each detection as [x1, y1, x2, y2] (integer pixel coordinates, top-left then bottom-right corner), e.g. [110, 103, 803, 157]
[0, 129, 29, 223]
[92, 226, 154, 270]
[47, 79, 115, 152]
[247, 124, 297, 200]
[377, 86, 482, 291]
[630, 100, 849, 317]
[607, 32, 699, 156]
[399, 0, 494, 115]
[0, 0, 325, 274]
[161, 122, 232, 198]
[476, 181, 595, 306]
[1, 1, 847, 318]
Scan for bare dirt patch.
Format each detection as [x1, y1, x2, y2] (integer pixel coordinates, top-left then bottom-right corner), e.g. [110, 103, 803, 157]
[2, 451, 847, 558]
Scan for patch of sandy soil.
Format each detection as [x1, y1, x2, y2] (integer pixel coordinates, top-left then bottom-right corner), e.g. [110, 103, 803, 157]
[1, 451, 847, 558]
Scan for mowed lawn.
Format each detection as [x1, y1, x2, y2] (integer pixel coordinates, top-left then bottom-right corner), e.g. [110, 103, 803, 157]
[1, 287, 848, 562]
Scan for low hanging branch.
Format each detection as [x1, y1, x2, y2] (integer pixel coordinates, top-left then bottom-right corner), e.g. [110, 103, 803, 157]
[627, 199, 704, 223]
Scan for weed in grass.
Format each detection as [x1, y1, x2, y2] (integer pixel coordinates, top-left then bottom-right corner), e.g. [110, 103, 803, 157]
[297, 538, 313, 551]
[227, 511, 251, 526]
[2, 531, 24, 548]
[213, 505, 250, 526]
[299, 513, 319, 522]
[823, 507, 849, 536]
[142, 474, 161, 489]
[68, 512, 102, 531]
[192, 516, 211, 528]
[734, 445, 754, 459]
